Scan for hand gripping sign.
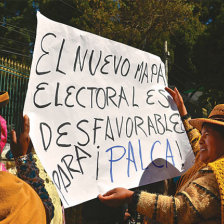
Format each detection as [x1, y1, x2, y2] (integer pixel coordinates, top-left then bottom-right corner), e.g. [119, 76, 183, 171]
[24, 12, 194, 208]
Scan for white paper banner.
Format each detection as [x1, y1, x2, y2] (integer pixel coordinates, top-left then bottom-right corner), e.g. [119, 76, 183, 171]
[24, 12, 194, 208]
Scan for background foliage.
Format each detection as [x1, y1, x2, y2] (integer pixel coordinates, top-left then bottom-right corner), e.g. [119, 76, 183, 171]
[1, 0, 224, 116]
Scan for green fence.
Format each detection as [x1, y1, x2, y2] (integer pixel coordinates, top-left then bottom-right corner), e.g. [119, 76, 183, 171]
[0, 57, 30, 139]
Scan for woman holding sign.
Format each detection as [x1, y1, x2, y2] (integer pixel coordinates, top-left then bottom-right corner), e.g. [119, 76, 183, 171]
[99, 87, 224, 224]
[0, 91, 54, 224]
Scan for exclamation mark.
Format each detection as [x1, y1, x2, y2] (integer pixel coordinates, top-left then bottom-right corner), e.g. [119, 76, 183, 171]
[96, 146, 100, 180]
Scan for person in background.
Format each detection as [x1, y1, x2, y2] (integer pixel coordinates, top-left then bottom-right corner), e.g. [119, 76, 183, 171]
[0, 91, 54, 224]
[98, 87, 224, 224]
[0, 113, 7, 171]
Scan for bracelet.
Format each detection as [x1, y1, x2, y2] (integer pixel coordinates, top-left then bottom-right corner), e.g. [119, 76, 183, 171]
[181, 113, 191, 121]
[14, 153, 32, 165]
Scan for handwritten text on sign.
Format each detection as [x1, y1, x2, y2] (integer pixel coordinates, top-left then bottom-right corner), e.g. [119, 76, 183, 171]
[24, 12, 193, 208]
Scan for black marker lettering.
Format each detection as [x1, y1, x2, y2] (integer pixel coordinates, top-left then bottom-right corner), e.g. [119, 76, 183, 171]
[146, 89, 155, 105]
[87, 87, 97, 108]
[134, 116, 147, 136]
[56, 38, 66, 75]
[118, 87, 129, 108]
[76, 87, 86, 108]
[154, 114, 165, 135]
[89, 50, 102, 75]
[76, 120, 90, 146]
[61, 154, 81, 179]
[73, 45, 88, 72]
[158, 63, 167, 85]
[74, 145, 92, 174]
[105, 116, 114, 141]
[126, 117, 133, 138]
[40, 122, 52, 151]
[158, 89, 169, 108]
[36, 33, 56, 75]
[93, 118, 103, 144]
[33, 82, 51, 108]
[132, 86, 139, 107]
[134, 62, 144, 82]
[116, 117, 123, 138]
[55, 82, 63, 106]
[96, 88, 106, 109]
[56, 122, 72, 147]
[151, 64, 157, 83]
[58, 164, 71, 192]
[140, 62, 148, 84]
[164, 114, 172, 132]
[100, 54, 112, 75]
[170, 113, 184, 134]
[114, 55, 122, 74]
[147, 116, 157, 135]
[65, 86, 75, 107]
[121, 58, 130, 77]
[106, 87, 117, 107]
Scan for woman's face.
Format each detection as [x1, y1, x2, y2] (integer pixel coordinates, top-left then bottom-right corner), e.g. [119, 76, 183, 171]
[199, 125, 224, 163]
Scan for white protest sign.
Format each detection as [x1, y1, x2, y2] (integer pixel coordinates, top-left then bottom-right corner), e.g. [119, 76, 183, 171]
[24, 12, 194, 208]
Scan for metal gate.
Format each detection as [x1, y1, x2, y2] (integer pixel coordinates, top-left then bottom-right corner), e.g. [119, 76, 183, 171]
[0, 56, 148, 224]
[0, 57, 30, 138]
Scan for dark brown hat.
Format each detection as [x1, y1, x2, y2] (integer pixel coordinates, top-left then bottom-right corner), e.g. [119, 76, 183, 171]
[189, 104, 224, 131]
[0, 91, 9, 108]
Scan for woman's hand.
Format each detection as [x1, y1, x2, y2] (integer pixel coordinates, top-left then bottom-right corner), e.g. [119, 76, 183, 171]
[10, 115, 32, 158]
[165, 87, 187, 117]
[98, 187, 134, 207]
